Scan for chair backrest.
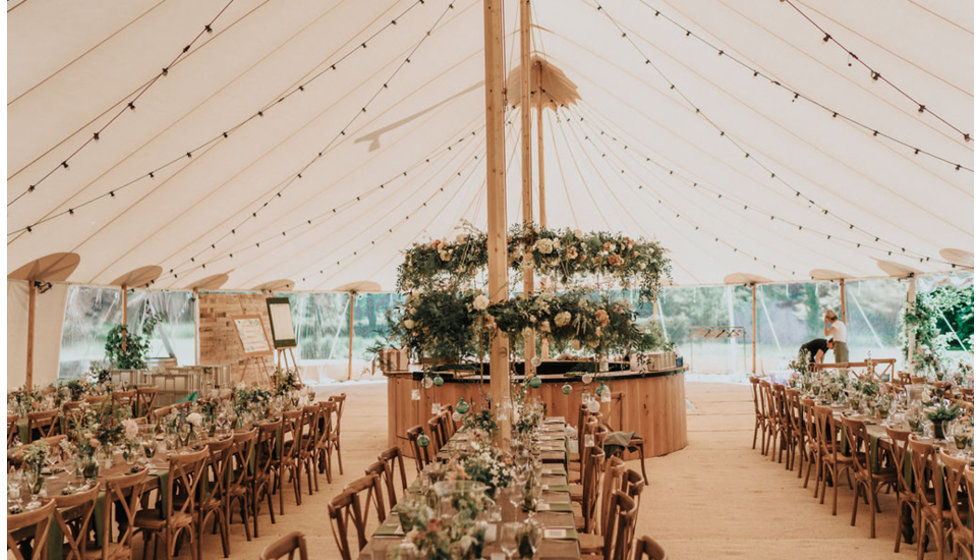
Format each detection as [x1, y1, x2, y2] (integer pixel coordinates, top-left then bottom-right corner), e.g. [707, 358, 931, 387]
[427, 415, 447, 450]
[282, 410, 303, 459]
[150, 405, 174, 423]
[813, 405, 839, 459]
[800, 398, 817, 445]
[27, 409, 59, 441]
[83, 395, 108, 405]
[7, 413, 19, 447]
[101, 468, 149, 558]
[597, 457, 625, 541]
[7, 499, 56, 560]
[840, 417, 871, 475]
[938, 450, 972, 535]
[135, 387, 158, 417]
[110, 390, 136, 415]
[327, 489, 362, 560]
[299, 405, 321, 457]
[608, 491, 638, 560]
[633, 535, 667, 560]
[883, 427, 912, 494]
[582, 444, 606, 534]
[406, 425, 430, 472]
[772, 384, 789, 426]
[439, 405, 457, 438]
[52, 483, 99, 560]
[785, 388, 803, 434]
[203, 436, 235, 504]
[621, 469, 645, 508]
[908, 438, 942, 513]
[316, 401, 335, 449]
[748, 377, 763, 419]
[377, 446, 409, 508]
[256, 421, 282, 481]
[346, 472, 385, 525]
[165, 447, 209, 521]
[260, 531, 309, 560]
[364, 461, 389, 514]
[327, 393, 346, 438]
[230, 428, 257, 490]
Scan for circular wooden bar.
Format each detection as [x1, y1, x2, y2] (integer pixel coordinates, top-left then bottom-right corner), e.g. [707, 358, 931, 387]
[386, 364, 687, 458]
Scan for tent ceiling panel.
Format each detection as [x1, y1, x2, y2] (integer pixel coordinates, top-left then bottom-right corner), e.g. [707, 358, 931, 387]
[8, 0, 971, 291]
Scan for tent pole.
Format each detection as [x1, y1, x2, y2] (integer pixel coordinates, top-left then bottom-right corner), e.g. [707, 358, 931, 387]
[520, 0, 535, 378]
[483, 0, 511, 443]
[26, 281, 36, 388]
[751, 284, 757, 374]
[906, 276, 916, 368]
[347, 292, 356, 380]
[839, 279, 846, 322]
[536, 59, 549, 361]
[121, 284, 128, 354]
[193, 288, 201, 365]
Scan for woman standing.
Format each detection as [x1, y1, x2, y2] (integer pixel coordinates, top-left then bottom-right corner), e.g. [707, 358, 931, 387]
[823, 310, 848, 363]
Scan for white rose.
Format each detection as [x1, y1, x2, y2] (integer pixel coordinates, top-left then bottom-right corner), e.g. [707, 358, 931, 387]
[573, 229, 583, 238]
[473, 295, 490, 311]
[123, 419, 139, 440]
[554, 311, 572, 327]
[536, 238, 554, 255]
[456, 234, 467, 243]
[186, 412, 203, 427]
[403, 319, 415, 329]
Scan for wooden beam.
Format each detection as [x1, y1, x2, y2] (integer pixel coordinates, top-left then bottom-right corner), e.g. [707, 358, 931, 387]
[838, 279, 846, 323]
[483, 0, 511, 442]
[751, 284, 757, 374]
[26, 282, 36, 388]
[536, 59, 549, 362]
[347, 292, 356, 380]
[121, 284, 128, 354]
[520, 0, 535, 377]
[906, 276, 916, 368]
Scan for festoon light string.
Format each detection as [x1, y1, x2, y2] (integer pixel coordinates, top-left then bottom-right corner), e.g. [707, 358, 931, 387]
[8, 0, 241, 207]
[590, 1, 942, 266]
[780, 0, 973, 143]
[554, 105, 799, 277]
[167, 117, 490, 284]
[145, 0, 459, 281]
[570, 104, 958, 268]
[8, 0, 430, 238]
[633, 0, 972, 172]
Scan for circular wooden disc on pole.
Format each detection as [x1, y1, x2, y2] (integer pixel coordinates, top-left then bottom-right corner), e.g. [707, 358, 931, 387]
[723, 272, 771, 285]
[252, 279, 294, 292]
[186, 273, 231, 291]
[332, 281, 381, 293]
[876, 260, 920, 278]
[809, 269, 855, 281]
[111, 265, 162, 288]
[8, 252, 80, 282]
[939, 248, 973, 269]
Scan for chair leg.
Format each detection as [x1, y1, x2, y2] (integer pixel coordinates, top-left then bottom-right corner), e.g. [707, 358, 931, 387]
[831, 468, 839, 516]
[851, 483, 861, 526]
[752, 420, 759, 449]
[335, 442, 344, 475]
[869, 490, 877, 539]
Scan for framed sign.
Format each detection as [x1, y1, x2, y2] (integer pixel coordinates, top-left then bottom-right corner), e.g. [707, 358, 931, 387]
[266, 297, 297, 348]
[232, 315, 272, 356]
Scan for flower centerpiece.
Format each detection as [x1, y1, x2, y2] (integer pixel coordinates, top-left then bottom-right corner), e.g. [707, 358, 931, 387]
[925, 403, 961, 440]
[21, 440, 49, 497]
[271, 367, 301, 397]
[460, 442, 512, 498]
[460, 409, 499, 440]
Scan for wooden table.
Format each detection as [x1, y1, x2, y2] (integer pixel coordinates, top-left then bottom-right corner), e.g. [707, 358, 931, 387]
[358, 418, 580, 559]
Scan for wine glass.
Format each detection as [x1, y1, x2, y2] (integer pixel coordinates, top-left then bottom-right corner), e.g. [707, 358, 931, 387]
[499, 522, 520, 560]
[63, 459, 77, 492]
[7, 472, 24, 512]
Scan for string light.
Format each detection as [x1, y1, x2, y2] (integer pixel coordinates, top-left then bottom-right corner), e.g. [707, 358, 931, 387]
[8, 0, 241, 207]
[591, 1, 942, 262]
[781, 0, 972, 143]
[7, 0, 431, 238]
[160, 0, 457, 279]
[165, 118, 489, 283]
[632, 0, 972, 172]
[571, 105, 955, 267]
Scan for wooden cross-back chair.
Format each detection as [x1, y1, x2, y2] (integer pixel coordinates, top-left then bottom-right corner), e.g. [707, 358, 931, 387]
[439, 404, 457, 438]
[136, 387, 158, 417]
[136, 448, 208, 560]
[883, 427, 915, 554]
[800, 398, 820, 490]
[427, 414, 448, 450]
[7, 499, 56, 560]
[278, 409, 304, 515]
[757, 380, 777, 457]
[865, 358, 896, 382]
[784, 388, 805, 474]
[26, 409, 59, 442]
[252, 421, 280, 536]
[770, 384, 792, 466]
[111, 389, 137, 416]
[327, 489, 364, 560]
[748, 377, 766, 451]
[228, 428, 258, 542]
[580, 445, 606, 534]
[91, 468, 149, 560]
[907, 438, 948, 560]
[7, 413, 19, 448]
[326, 393, 346, 476]
[607, 491, 639, 560]
[52, 483, 98, 560]
[580, 457, 625, 557]
[840, 417, 897, 538]
[364, 462, 389, 516]
[198, 436, 234, 559]
[314, 400, 336, 483]
[406, 425, 430, 472]
[377, 446, 409, 509]
[814, 406, 855, 516]
[346, 472, 386, 529]
[938, 450, 973, 560]
[260, 531, 308, 560]
[297, 405, 322, 497]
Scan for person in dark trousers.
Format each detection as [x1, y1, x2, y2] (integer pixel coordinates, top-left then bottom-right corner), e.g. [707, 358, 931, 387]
[799, 337, 834, 368]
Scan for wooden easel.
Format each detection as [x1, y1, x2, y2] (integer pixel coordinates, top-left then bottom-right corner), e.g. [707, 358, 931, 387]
[232, 314, 274, 385]
[241, 355, 272, 384]
[276, 346, 298, 371]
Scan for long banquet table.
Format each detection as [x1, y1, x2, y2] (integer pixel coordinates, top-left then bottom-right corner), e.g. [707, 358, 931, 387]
[358, 416, 581, 559]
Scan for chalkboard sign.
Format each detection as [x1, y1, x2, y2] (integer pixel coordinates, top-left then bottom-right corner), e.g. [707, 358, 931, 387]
[266, 297, 297, 349]
[232, 315, 271, 356]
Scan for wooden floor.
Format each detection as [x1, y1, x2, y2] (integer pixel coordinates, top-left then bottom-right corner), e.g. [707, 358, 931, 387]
[180, 380, 919, 560]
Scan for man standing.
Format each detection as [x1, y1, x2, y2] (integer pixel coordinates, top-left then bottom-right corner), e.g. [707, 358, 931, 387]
[799, 337, 834, 367]
[823, 310, 848, 363]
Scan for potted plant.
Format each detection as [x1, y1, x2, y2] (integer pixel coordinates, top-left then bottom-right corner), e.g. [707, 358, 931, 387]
[104, 314, 160, 370]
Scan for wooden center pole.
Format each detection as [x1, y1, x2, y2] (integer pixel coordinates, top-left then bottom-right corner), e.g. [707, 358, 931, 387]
[536, 61, 550, 361]
[519, 0, 535, 378]
[483, 0, 512, 442]
[347, 291, 356, 380]
[751, 283, 757, 374]
[906, 276, 916, 368]
[121, 284, 128, 354]
[838, 279, 846, 323]
[26, 281, 36, 388]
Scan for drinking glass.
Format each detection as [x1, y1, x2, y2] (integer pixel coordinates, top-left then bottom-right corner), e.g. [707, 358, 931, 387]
[63, 459, 77, 492]
[499, 522, 520, 560]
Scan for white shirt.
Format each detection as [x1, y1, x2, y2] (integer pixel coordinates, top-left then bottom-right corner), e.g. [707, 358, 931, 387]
[828, 320, 847, 343]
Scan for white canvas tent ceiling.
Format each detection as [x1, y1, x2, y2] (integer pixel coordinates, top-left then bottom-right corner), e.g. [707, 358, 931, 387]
[7, 0, 973, 291]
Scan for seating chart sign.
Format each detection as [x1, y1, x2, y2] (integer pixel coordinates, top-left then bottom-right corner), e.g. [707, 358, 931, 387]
[232, 315, 272, 356]
[266, 297, 297, 349]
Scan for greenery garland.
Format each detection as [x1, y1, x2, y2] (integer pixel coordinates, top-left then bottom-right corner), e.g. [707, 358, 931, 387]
[104, 314, 161, 370]
[396, 225, 670, 302]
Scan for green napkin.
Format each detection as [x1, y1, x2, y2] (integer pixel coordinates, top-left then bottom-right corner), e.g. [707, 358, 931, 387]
[543, 528, 578, 541]
[540, 502, 573, 512]
[374, 523, 404, 537]
[545, 484, 570, 493]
